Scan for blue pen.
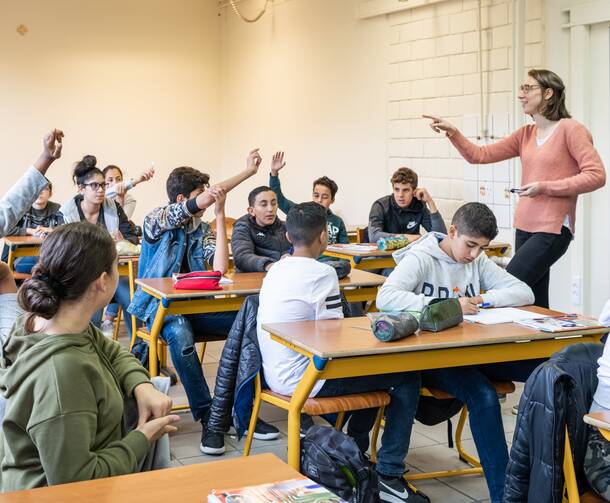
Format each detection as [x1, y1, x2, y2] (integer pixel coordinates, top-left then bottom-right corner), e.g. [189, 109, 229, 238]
[479, 302, 491, 309]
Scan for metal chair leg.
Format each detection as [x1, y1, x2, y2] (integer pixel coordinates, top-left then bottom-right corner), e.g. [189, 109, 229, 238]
[370, 406, 385, 463]
[243, 374, 263, 457]
[335, 412, 346, 430]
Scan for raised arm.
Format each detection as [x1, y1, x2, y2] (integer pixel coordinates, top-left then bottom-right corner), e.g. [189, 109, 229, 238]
[268, 151, 295, 215]
[210, 187, 229, 274]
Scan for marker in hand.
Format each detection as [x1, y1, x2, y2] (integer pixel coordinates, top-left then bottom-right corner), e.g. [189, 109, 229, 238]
[509, 188, 524, 194]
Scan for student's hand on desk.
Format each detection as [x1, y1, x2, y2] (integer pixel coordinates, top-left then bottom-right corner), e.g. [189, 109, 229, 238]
[0, 263, 17, 295]
[270, 151, 286, 177]
[134, 382, 173, 426]
[422, 115, 458, 137]
[138, 415, 180, 443]
[247, 148, 263, 174]
[518, 182, 541, 198]
[459, 297, 480, 315]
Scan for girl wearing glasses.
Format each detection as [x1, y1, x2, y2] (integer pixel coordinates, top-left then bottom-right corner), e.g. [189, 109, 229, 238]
[60, 155, 139, 337]
[423, 69, 606, 308]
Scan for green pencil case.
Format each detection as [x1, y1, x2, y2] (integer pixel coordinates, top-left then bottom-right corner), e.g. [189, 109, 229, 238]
[419, 298, 463, 332]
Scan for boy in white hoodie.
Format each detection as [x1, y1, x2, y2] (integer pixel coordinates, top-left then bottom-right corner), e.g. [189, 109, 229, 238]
[377, 202, 537, 503]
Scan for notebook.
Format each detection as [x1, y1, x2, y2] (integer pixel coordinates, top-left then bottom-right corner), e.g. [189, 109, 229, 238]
[326, 244, 378, 253]
[208, 478, 345, 503]
[463, 307, 544, 325]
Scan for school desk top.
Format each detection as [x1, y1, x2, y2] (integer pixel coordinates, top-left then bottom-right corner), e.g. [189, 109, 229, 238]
[2, 236, 44, 246]
[136, 269, 385, 300]
[262, 307, 605, 359]
[0, 454, 299, 503]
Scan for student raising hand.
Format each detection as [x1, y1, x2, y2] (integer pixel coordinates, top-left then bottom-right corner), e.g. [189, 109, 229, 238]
[247, 148, 262, 174]
[270, 151, 286, 177]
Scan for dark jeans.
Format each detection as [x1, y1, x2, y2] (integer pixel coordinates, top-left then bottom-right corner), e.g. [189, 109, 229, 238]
[422, 359, 544, 503]
[507, 227, 572, 308]
[149, 312, 237, 421]
[317, 371, 421, 478]
[92, 277, 139, 339]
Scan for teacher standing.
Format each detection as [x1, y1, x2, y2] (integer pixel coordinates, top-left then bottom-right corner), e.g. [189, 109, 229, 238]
[424, 69, 606, 308]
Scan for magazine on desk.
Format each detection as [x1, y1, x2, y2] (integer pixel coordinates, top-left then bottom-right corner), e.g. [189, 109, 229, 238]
[514, 315, 603, 333]
[208, 477, 345, 503]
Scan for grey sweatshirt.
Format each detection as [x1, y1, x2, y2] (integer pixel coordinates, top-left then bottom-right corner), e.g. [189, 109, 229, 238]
[0, 167, 49, 238]
[376, 232, 534, 312]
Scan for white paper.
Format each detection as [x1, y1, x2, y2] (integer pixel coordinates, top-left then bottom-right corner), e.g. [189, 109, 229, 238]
[327, 244, 377, 253]
[219, 276, 234, 285]
[464, 308, 542, 325]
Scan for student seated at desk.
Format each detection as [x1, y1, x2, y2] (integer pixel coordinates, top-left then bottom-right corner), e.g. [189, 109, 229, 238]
[231, 186, 291, 273]
[257, 202, 427, 503]
[376, 202, 538, 503]
[368, 167, 446, 244]
[0, 129, 64, 346]
[3, 182, 64, 274]
[60, 155, 139, 339]
[583, 300, 610, 500]
[103, 164, 155, 220]
[129, 151, 279, 452]
[0, 223, 178, 492]
[268, 151, 348, 248]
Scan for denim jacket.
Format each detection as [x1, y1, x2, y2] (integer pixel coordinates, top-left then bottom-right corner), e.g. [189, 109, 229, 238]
[128, 200, 215, 323]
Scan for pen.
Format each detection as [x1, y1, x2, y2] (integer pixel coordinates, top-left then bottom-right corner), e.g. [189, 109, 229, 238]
[479, 302, 491, 309]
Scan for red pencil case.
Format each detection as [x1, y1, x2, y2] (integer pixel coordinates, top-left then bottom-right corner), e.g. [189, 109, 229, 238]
[173, 271, 223, 291]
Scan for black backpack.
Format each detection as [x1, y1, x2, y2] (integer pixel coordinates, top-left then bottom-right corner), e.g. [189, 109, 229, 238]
[415, 395, 464, 448]
[300, 425, 379, 503]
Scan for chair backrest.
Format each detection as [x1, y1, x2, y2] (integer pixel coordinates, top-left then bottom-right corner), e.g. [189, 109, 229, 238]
[209, 217, 237, 238]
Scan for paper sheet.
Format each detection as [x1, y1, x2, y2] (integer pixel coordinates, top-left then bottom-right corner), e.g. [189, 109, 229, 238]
[463, 308, 542, 325]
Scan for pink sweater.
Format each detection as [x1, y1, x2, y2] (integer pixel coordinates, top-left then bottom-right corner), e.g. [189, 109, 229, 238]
[450, 118, 606, 234]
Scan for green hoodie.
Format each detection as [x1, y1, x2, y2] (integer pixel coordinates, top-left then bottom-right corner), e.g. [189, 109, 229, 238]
[0, 315, 151, 492]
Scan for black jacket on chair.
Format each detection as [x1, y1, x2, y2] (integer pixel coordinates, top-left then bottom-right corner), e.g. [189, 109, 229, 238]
[504, 342, 603, 503]
[207, 295, 261, 438]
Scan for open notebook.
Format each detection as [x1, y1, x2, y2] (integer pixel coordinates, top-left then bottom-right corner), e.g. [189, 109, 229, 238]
[463, 308, 546, 325]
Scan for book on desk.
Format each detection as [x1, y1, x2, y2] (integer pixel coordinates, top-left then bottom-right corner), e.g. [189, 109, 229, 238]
[208, 477, 345, 502]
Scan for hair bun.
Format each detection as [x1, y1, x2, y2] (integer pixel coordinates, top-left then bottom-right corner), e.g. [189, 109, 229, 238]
[18, 276, 60, 320]
[73, 155, 98, 183]
[82, 155, 97, 169]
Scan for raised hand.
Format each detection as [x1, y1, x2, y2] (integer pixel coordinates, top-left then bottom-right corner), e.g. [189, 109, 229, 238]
[211, 186, 226, 216]
[43, 129, 64, 160]
[136, 167, 155, 185]
[247, 148, 262, 174]
[422, 115, 458, 137]
[270, 151, 286, 177]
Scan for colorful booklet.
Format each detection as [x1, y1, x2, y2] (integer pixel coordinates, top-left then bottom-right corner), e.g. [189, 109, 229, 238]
[514, 315, 603, 333]
[208, 478, 345, 503]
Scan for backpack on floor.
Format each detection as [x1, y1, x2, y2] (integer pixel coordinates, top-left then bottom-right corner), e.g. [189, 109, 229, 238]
[300, 425, 379, 503]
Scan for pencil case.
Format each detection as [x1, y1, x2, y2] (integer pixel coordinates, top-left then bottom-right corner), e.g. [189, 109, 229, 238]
[419, 298, 463, 332]
[173, 271, 223, 290]
[368, 312, 419, 342]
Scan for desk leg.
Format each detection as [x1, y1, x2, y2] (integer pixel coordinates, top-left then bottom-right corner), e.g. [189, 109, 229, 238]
[128, 261, 137, 346]
[148, 303, 167, 377]
[7, 247, 15, 271]
[287, 362, 322, 469]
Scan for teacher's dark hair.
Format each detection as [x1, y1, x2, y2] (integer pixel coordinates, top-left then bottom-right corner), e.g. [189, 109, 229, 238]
[18, 222, 117, 332]
[528, 69, 571, 121]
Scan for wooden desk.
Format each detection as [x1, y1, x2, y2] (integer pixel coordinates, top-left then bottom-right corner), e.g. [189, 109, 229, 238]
[584, 411, 610, 442]
[323, 244, 396, 270]
[2, 236, 43, 271]
[0, 454, 299, 502]
[136, 269, 385, 376]
[262, 307, 607, 469]
[324, 240, 513, 271]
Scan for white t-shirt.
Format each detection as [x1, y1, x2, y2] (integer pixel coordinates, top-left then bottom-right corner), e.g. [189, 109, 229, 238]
[257, 256, 343, 397]
[592, 300, 610, 412]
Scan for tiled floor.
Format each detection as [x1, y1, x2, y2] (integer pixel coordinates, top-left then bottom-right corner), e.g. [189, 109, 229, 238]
[123, 335, 522, 502]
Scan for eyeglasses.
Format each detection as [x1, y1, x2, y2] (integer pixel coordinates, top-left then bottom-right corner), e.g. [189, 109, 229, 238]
[519, 84, 542, 94]
[81, 182, 108, 191]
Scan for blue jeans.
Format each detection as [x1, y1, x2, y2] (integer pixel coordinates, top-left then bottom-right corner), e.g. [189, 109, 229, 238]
[317, 371, 421, 478]
[149, 312, 237, 421]
[92, 277, 138, 339]
[422, 359, 543, 503]
[14, 256, 38, 274]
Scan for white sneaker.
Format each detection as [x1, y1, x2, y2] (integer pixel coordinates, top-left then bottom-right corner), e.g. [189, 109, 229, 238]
[101, 319, 114, 338]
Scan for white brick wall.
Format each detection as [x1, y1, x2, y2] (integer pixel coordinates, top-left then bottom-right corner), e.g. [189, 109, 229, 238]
[386, 0, 545, 231]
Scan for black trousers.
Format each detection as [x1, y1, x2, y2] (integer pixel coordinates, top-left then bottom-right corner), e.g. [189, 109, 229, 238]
[506, 226, 572, 308]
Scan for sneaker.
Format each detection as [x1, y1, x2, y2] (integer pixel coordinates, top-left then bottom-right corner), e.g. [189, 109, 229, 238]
[300, 414, 315, 438]
[200, 430, 225, 455]
[101, 319, 114, 338]
[251, 419, 280, 440]
[378, 476, 430, 503]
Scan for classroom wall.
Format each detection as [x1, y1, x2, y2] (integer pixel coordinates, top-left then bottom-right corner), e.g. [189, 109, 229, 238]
[218, 0, 388, 224]
[0, 0, 221, 225]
